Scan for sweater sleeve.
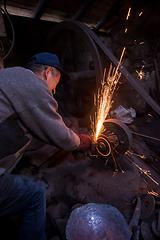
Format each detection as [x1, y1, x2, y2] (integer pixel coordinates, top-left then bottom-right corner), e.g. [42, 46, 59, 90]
[19, 98, 80, 151]
[4, 67, 80, 151]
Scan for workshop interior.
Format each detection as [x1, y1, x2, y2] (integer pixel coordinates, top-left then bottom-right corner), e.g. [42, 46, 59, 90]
[1, 0, 160, 239]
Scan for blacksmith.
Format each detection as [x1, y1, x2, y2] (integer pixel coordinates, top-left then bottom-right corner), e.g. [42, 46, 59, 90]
[0, 52, 92, 240]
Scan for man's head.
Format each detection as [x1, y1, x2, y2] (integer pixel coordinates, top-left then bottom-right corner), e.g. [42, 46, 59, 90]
[26, 52, 70, 93]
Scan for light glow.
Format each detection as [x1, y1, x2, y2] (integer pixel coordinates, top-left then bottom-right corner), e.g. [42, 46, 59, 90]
[147, 191, 159, 196]
[126, 151, 159, 186]
[136, 65, 145, 80]
[90, 47, 126, 141]
[126, 7, 131, 20]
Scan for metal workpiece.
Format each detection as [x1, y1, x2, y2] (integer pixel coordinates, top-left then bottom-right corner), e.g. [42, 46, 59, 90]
[140, 194, 160, 240]
[141, 194, 156, 220]
[125, 194, 160, 240]
[128, 198, 141, 238]
[95, 119, 132, 159]
[103, 119, 132, 153]
[96, 134, 113, 158]
[91, 141, 98, 149]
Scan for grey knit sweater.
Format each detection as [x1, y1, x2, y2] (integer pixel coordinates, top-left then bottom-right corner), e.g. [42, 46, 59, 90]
[0, 67, 80, 174]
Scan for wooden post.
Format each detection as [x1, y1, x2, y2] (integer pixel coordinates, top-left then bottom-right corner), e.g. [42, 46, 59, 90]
[0, 6, 6, 69]
[0, 58, 4, 69]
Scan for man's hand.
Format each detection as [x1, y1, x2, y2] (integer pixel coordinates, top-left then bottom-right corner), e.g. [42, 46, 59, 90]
[77, 134, 92, 151]
[72, 134, 92, 159]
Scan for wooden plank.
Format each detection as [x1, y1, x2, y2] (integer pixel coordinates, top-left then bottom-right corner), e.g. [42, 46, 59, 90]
[0, 7, 6, 38]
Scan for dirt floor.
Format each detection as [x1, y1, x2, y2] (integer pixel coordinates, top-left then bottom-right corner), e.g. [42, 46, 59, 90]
[1, 115, 160, 240]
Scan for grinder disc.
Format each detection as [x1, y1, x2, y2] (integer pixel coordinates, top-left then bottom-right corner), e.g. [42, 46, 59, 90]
[96, 119, 132, 158]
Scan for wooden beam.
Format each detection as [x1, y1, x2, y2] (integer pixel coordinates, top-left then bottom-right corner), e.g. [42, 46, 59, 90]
[31, 0, 50, 20]
[0, 59, 4, 69]
[0, 7, 6, 38]
[94, 0, 127, 31]
[72, 0, 96, 21]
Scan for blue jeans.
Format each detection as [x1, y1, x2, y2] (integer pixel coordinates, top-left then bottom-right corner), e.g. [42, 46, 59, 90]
[0, 173, 46, 240]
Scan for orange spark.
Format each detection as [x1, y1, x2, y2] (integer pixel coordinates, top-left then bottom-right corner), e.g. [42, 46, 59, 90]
[126, 7, 131, 20]
[117, 152, 159, 192]
[125, 28, 128, 33]
[139, 12, 143, 16]
[136, 65, 145, 80]
[130, 152, 146, 159]
[147, 191, 159, 197]
[148, 113, 153, 117]
[126, 151, 159, 186]
[140, 42, 144, 44]
[90, 47, 126, 141]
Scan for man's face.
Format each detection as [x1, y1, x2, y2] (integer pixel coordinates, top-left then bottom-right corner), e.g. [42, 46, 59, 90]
[45, 67, 61, 94]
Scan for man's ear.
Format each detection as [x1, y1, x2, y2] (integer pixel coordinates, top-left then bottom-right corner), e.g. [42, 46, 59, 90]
[45, 67, 52, 79]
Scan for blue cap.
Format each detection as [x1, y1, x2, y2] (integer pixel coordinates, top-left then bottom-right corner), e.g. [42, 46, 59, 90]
[28, 52, 70, 83]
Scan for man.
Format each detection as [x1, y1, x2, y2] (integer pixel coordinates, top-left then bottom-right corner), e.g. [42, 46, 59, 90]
[0, 52, 92, 240]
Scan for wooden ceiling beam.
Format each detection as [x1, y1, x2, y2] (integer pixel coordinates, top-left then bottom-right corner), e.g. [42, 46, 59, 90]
[94, 0, 128, 31]
[31, 0, 50, 20]
[72, 0, 96, 21]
